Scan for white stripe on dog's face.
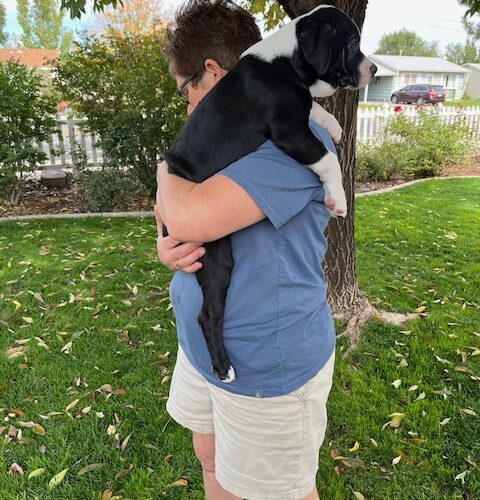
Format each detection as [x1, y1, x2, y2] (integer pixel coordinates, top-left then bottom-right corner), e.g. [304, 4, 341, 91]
[357, 57, 374, 88]
[241, 5, 333, 61]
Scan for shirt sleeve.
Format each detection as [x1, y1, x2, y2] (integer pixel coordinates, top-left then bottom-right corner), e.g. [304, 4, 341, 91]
[218, 122, 337, 229]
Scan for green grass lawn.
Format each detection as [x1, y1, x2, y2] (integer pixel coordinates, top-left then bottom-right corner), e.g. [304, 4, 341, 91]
[1, 178, 479, 499]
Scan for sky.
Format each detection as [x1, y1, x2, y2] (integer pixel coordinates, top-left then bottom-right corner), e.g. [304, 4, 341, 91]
[2, 0, 474, 56]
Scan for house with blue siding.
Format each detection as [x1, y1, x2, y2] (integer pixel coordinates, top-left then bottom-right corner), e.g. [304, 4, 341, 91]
[359, 55, 470, 103]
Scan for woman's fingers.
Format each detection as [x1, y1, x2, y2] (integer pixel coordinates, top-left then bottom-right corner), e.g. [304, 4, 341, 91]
[173, 243, 205, 272]
[156, 234, 205, 272]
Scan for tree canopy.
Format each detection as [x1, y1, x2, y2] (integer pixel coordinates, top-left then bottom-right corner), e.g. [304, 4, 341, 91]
[94, 0, 164, 37]
[0, 0, 7, 46]
[460, 0, 480, 16]
[18, 0, 73, 51]
[374, 29, 439, 57]
[445, 39, 480, 65]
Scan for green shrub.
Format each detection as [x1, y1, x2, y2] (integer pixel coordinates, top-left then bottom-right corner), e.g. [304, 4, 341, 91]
[54, 30, 185, 196]
[78, 169, 141, 212]
[356, 140, 402, 182]
[356, 109, 472, 182]
[0, 61, 57, 203]
[72, 147, 144, 212]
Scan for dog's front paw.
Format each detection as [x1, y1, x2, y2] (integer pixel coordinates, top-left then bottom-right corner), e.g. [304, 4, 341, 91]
[324, 117, 343, 144]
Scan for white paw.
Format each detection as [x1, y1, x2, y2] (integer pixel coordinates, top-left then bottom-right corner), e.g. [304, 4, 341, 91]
[221, 366, 236, 383]
[324, 182, 347, 217]
[308, 152, 347, 217]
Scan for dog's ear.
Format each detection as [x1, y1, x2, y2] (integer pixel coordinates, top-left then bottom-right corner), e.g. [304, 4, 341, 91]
[297, 20, 334, 75]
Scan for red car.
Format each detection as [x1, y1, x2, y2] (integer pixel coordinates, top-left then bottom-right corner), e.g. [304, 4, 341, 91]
[391, 84, 446, 105]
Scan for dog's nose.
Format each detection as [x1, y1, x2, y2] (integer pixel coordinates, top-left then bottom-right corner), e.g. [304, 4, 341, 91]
[370, 63, 377, 77]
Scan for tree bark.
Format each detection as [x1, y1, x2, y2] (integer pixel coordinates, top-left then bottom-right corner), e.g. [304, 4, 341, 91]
[277, 0, 369, 319]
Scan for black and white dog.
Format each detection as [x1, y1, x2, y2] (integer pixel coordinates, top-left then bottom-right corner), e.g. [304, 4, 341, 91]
[164, 5, 377, 382]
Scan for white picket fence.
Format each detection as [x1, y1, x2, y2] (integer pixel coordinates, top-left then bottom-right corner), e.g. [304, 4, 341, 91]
[357, 105, 480, 144]
[36, 116, 103, 170]
[36, 106, 480, 169]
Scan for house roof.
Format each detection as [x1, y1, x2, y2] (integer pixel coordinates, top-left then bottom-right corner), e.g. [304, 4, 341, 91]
[464, 63, 480, 71]
[370, 54, 470, 74]
[371, 60, 396, 77]
[0, 48, 58, 68]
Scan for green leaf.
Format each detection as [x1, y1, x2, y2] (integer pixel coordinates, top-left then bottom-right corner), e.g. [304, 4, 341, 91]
[48, 468, 69, 489]
[28, 468, 46, 480]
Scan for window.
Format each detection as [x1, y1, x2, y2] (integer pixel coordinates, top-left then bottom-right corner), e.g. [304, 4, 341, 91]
[444, 74, 455, 88]
[427, 74, 433, 83]
[404, 73, 417, 84]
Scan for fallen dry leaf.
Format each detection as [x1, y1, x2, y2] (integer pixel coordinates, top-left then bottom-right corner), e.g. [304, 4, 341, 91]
[115, 463, 133, 479]
[120, 432, 132, 452]
[348, 441, 360, 453]
[9, 463, 24, 475]
[170, 478, 188, 487]
[388, 413, 406, 428]
[100, 489, 113, 500]
[340, 457, 365, 469]
[65, 399, 80, 412]
[414, 392, 426, 402]
[454, 470, 468, 484]
[78, 463, 106, 475]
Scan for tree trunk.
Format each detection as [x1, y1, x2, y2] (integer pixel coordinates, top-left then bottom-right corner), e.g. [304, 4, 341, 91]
[277, 0, 369, 319]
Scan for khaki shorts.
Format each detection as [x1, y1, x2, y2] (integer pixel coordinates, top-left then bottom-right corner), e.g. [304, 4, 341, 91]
[166, 347, 335, 500]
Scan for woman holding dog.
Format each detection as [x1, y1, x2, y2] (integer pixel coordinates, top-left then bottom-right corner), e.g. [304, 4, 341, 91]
[155, 1, 337, 498]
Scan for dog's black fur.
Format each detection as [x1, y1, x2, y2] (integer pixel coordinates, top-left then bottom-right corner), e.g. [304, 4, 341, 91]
[163, 6, 376, 381]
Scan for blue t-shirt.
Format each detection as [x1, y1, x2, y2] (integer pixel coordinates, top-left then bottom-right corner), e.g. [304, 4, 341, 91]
[169, 121, 336, 397]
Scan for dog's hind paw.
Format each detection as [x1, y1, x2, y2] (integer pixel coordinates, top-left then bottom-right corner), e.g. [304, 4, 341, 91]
[325, 196, 347, 218]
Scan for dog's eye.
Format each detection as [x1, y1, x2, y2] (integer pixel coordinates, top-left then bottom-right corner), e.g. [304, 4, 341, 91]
[348, 39, 358, 50]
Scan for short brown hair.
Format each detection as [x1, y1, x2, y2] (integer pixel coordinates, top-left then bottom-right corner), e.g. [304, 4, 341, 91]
[166, 0, 261, 81]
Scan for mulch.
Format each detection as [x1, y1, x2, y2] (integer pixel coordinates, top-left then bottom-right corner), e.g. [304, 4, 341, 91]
[1, 157, 479, 219]
[0, 178, 154, 218]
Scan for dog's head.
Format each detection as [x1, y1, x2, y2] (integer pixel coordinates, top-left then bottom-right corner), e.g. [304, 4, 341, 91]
[294, 6, 376, 96]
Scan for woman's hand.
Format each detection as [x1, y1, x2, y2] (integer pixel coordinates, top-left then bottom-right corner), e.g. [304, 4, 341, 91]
[154, 204, 205, 273]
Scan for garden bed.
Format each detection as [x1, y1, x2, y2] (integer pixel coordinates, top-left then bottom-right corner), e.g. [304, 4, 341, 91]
[0, 178, 154, 218]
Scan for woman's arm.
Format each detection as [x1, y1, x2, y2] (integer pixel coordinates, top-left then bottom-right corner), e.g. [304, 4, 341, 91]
[157, 161, 265, 242]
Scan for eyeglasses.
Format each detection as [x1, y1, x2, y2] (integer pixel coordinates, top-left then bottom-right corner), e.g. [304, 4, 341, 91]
[177, 70, 201, 103]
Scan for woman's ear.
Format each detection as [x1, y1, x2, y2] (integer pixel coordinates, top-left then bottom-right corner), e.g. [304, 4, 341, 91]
[203, 58, 228, 82]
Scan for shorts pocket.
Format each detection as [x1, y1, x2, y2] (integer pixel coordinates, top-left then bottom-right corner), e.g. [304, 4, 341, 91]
[292, 379, 312, 401]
